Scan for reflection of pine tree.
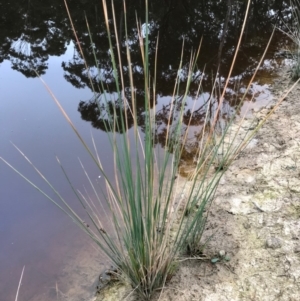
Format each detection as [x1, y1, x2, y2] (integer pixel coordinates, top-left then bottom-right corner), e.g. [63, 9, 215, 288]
[9, 32, 48, 77]
[0, 0, 293, 139]
[0, 0, 292, 79]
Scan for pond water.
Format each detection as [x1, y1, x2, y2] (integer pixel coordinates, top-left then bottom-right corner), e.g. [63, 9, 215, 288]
[0, 46, 114, 301]
[0, 1, 294, 301]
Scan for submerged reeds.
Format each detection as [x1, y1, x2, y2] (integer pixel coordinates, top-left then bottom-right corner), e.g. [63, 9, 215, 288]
[2, 0, 300, 300]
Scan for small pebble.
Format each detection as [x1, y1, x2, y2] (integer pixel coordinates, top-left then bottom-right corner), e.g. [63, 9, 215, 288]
[243, 222, 251, 229]
[219, 250, 226, 257]
[294, 245, 300, 253]
[266, 237, 282, 249]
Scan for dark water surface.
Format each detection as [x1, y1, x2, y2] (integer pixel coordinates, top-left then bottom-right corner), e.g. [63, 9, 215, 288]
[0, 1, 294, 300]
[0, 48, 114, 301]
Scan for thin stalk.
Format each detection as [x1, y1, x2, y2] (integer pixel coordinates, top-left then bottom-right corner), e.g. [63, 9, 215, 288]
[15, 266, 25, 301]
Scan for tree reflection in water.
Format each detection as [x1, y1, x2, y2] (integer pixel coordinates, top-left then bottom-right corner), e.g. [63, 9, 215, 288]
[0, 0, 293, 164]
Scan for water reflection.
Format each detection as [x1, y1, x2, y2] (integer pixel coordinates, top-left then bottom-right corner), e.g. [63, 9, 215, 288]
[65, 0, 290, 136]
[1, 1, 293, 84]
[0, 1, 295, 300]
[1, 1, 292, 122]
[0, 54, 109, 301]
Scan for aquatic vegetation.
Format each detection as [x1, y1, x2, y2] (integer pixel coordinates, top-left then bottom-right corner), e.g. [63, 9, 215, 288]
[1, 0, 299, 300]
[279, 0, 300, 80]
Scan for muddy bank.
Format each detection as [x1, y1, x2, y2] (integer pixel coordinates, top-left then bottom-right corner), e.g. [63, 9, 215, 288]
[95, 67, 300, 301]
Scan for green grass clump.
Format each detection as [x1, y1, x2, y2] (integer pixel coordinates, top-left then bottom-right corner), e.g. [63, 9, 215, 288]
[2, 0, 300, 300]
